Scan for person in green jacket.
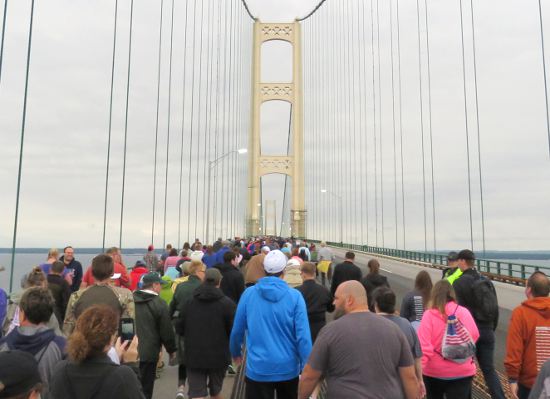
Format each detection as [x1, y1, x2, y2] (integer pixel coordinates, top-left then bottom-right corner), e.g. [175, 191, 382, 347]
[134, 272, 177, 399]
[169, 260, 206, 399]
[159, 274, 174, 305]
[442, 251, 463, 284]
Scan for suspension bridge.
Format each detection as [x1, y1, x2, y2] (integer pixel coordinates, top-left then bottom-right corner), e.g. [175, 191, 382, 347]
[2, 0, 550, 397]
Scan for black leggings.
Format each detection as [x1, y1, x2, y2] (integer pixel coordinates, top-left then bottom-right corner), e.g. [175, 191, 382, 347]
[423, 375, 473, 399]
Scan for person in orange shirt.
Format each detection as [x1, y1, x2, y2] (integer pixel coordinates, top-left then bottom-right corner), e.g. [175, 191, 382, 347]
[505, 271, 550, 399]
[80, 247, 130, 289]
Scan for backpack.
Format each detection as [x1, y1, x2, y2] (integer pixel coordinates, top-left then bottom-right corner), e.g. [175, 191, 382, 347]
[471, 274, 498, 324]
[441, 305, 476, 364]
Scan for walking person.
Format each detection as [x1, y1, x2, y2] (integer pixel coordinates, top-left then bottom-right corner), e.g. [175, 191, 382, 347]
[296, 262, 334, 342]
[442, 251, 462, 283]
[49, 305, 145, 398]
[330, 251, 362, 297]
[170, 260, 206, 399]
[298, 281, 419, 399]
[46, 261, 71, 325]
[60, 246, 83, 292]
[180, 268, 236, 399]
[505, 271, 550, 399]
[418, 280, 480, 399]
[316, 242, 334, 287]
[361, 259, 390, 312]
[453, 249, 505, 399]
[63, 254, 135, 336]
[373, 287, 426, 398]
[230, 250, 312, 399]
[214, 251, 245, 304]
[134, 273, 177, 399]
[0, 287, 66, 392]
[143, 245, 160, 272]
[401, 270, 433, 329]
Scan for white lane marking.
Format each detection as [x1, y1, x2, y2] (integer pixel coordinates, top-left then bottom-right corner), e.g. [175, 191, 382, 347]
[381, 268, 393, 274]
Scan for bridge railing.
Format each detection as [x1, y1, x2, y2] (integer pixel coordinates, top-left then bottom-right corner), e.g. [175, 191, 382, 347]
[307, 240, 550, 283]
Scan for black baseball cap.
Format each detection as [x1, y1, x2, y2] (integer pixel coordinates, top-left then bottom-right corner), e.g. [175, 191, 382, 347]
[141, 272, 167, 285]
[457, 249, 476, 261]
[447, 251, 459, 261]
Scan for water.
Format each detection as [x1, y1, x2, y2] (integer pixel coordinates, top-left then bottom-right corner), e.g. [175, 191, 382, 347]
[0, 252, 146, 292]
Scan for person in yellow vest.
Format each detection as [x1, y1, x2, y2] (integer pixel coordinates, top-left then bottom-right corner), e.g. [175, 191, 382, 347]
[442, 251, 462, 284]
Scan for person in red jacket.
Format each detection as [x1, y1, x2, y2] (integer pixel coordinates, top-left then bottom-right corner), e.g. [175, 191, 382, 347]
[129, 260, 149, 291]
[505, 271, 550, 399]
[81, 247, 131, 289]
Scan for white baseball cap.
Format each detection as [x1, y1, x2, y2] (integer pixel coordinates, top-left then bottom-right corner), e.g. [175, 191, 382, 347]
[261, 246, 271, 253]
[263, 250, 287, 274]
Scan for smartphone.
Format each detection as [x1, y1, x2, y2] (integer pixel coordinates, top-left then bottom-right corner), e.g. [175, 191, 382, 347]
[119, 318, 135, 342]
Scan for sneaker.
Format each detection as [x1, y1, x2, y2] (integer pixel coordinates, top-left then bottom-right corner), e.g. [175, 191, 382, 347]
[227, 364, 236, 375]
[175, 386, 186, 399]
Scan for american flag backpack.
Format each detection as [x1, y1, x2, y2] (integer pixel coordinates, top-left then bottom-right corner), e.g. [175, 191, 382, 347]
[441, 305, 476, 364]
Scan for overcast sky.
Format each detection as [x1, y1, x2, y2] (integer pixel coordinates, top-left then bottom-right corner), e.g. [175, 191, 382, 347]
[1, 0, 550, 252]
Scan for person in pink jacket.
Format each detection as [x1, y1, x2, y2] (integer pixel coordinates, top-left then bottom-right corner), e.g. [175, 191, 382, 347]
[418, 280, 480, 399]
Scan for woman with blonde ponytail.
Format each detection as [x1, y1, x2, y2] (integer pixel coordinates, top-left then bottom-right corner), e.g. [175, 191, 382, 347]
[49, 305, 145, 398]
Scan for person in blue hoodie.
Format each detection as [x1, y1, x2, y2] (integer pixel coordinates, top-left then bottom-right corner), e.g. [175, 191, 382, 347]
[0, 287, 66, 394]
[230, 249, 312, 399]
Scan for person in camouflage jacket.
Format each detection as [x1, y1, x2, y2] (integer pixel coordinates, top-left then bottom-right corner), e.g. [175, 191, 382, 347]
[63, 254, 134, 336]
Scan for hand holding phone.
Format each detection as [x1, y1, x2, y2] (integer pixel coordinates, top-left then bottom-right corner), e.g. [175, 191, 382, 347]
[119, 318, 135, 342]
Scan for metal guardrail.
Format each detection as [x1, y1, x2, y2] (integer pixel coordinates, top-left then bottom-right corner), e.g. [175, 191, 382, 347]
[307, 240, 549, 284]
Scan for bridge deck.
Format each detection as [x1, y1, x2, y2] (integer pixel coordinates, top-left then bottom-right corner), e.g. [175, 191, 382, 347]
[151, 249, 520, 398]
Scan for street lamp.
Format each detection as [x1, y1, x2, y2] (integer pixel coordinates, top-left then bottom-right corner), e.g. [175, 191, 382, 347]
[205, 148, 247, 244]
[321, 189, 343, 244]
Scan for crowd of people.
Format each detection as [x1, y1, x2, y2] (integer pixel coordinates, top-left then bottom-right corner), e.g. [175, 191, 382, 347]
[0, 237, 550, 399]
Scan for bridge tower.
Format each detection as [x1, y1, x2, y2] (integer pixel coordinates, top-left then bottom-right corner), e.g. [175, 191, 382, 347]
[246, 20, 307, 238]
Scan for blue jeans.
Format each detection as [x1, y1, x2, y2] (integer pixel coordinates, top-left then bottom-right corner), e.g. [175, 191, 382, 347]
[476, 327, 505, 399]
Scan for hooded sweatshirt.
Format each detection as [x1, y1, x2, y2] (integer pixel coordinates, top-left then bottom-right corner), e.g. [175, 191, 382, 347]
[182, 284, 236, 369]
[230, 276, 312, 382]
[0, 325, 66, 389]
[505, 296, 550, 388]
[417, 301, 479, 379]
[129, 266, 148, 291]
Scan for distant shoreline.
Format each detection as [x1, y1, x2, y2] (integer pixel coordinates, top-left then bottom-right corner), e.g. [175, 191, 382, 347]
[0, 248, 549, 261]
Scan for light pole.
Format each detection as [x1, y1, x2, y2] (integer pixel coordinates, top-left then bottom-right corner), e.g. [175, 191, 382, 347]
[321, 189, 343, 244]
[206, 148, 247, 244]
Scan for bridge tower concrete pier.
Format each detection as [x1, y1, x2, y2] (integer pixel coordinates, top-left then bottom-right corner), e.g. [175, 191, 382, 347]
[246, 20, 307, 238]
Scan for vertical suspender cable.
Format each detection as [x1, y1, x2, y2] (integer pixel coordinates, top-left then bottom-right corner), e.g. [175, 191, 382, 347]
[224, 0, 234, 238]
[177, 0, 190, 249]
[537, 0, 550, 157]
[470, 0, 486, 253]
[346, 0, 357, 243]
[361, 0, 370, 245]
[370, 0, 378, 247]
[193, 0, 205, 239]
[9, 0, 35, 293]
[119, 0, 135, 250]
[219, 0, 229, 238]
[390, 0, 398, 248]
[330, 1, 337, 242]
[0, 0, 8, 86]
[415, 0, 427, 252]
[424, 0, 437, 253]
[152, 0, 164, 246]
[396, 0, 406, 249]
[459, 0, 475, 250]
[376, 0, 384, 248]
[201, 0, 212, 241]
[213, 0, 222, 239]
[102, 0, 119, 251]
[357, 0, 366, 245]
[186, 0, 198, 242]
[162, 0, 175, 247]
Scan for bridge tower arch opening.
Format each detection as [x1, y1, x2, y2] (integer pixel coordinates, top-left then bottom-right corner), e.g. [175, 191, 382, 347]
[247, 21, 306, 238]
